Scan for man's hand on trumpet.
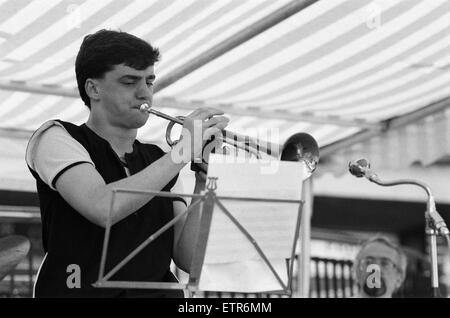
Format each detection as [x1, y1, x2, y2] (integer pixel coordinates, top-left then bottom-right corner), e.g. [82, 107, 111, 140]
[171, 107, 229, 182]
[182, 107, 229, 161]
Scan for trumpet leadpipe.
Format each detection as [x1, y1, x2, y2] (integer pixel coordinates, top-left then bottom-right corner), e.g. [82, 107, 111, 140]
[139, 103, 281, 157]
[140, 103, 183, 125]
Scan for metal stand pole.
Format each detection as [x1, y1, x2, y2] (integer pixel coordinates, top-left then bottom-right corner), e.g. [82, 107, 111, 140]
[426, 214, 441, 298]
[298, 177, 313, 298]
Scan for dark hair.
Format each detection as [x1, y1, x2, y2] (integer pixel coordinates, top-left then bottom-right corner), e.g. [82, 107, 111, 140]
[75, 29, 160, 108]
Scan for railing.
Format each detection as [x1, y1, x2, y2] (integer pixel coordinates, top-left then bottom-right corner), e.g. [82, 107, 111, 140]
[309, 257, 357, 298]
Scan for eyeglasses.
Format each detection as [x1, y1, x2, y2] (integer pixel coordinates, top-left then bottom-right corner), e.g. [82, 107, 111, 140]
[359, 257, 399, 271]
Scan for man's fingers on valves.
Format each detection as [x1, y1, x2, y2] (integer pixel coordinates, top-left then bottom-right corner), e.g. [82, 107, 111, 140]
[202, 116, 229, 128]
[189, 107, 225, 121]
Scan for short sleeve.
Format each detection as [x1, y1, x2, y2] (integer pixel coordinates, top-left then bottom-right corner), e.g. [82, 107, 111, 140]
[171, 176, 187, 206]
[26, 120, 94, 190]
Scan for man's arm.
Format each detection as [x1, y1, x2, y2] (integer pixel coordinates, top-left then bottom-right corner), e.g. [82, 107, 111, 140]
[54, 146, 187, 227]
[172, 172, 206, 273]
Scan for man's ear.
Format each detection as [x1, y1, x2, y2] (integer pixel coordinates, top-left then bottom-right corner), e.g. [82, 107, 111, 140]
[85, 79, 101, 102]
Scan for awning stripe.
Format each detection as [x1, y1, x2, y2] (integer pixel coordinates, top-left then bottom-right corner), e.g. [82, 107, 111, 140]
[155, 0, 350, 96]
[9, 0, 161, 81]
[185, 0, 445, 103]
[157, 0, 292, 75]
[318, 70, 450, 115]
[0, 0, 70, 68]
[274, 36, 450, 110]
[0, 0, 30, 31]
[0, 1, 114, 65]
[0, 0, 60, 35]
[0, 92, 33, 120]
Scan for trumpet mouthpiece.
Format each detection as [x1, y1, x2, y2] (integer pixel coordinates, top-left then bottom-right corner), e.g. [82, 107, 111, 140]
[140, 103, 150, 111]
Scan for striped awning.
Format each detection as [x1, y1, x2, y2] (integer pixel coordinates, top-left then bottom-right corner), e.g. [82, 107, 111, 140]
[0, 0, 449, 190]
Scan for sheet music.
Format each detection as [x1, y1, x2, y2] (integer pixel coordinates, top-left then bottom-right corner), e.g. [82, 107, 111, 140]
[198, 155, 306, 293]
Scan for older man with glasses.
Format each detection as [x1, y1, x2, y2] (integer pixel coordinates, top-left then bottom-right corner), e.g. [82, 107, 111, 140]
[353, 236, 408, 298]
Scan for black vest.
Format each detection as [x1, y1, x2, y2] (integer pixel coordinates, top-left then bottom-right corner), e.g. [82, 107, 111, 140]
[29, 121, 183, 297]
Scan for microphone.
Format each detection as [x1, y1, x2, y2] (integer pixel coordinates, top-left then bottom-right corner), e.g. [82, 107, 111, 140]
[348, 158, 449, 235]
[348, 158, 379, 182]
[348, 157, 450, 297]
[348, 158, 369, 177]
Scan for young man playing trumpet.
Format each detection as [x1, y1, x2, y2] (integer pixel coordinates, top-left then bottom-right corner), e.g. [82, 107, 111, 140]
[26, 29, 229, 297]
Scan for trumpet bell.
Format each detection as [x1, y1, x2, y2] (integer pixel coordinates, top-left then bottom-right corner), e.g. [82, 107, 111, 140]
[281, 132, 320, 174]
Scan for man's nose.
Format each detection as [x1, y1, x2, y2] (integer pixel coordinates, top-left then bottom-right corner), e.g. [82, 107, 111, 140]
[136, 81, 152, 100]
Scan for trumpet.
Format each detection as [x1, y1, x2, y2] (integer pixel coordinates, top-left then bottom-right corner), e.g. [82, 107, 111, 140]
[139, 103, 320, 173]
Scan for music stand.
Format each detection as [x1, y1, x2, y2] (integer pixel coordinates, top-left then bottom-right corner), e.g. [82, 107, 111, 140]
[93, 177, 304, 296]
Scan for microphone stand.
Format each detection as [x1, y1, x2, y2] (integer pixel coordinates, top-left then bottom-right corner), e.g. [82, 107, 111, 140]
[364, 172, 449, 298]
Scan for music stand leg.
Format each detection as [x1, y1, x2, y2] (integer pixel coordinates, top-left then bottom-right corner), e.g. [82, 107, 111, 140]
[298, 177, 313, 298]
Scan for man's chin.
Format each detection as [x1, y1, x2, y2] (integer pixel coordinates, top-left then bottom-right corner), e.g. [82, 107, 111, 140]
[132, 114, 150, 128]
[361, 275, 389, 298]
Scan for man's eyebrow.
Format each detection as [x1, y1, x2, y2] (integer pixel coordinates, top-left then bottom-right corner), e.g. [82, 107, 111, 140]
[120, 74, 156, 80]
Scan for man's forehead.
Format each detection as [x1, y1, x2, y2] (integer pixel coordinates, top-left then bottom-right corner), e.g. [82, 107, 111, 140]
[112, 64, 155, 77]
[360, 242, 399, 260]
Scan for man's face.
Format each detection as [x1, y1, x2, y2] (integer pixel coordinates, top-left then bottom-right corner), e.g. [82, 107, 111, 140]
[357, 242, 404, 298]
[95, 64, 155, 128]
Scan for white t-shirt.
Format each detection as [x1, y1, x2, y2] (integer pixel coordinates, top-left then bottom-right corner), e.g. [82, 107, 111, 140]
[26, 121, 95, 191]
[26, 120, 185, 198]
